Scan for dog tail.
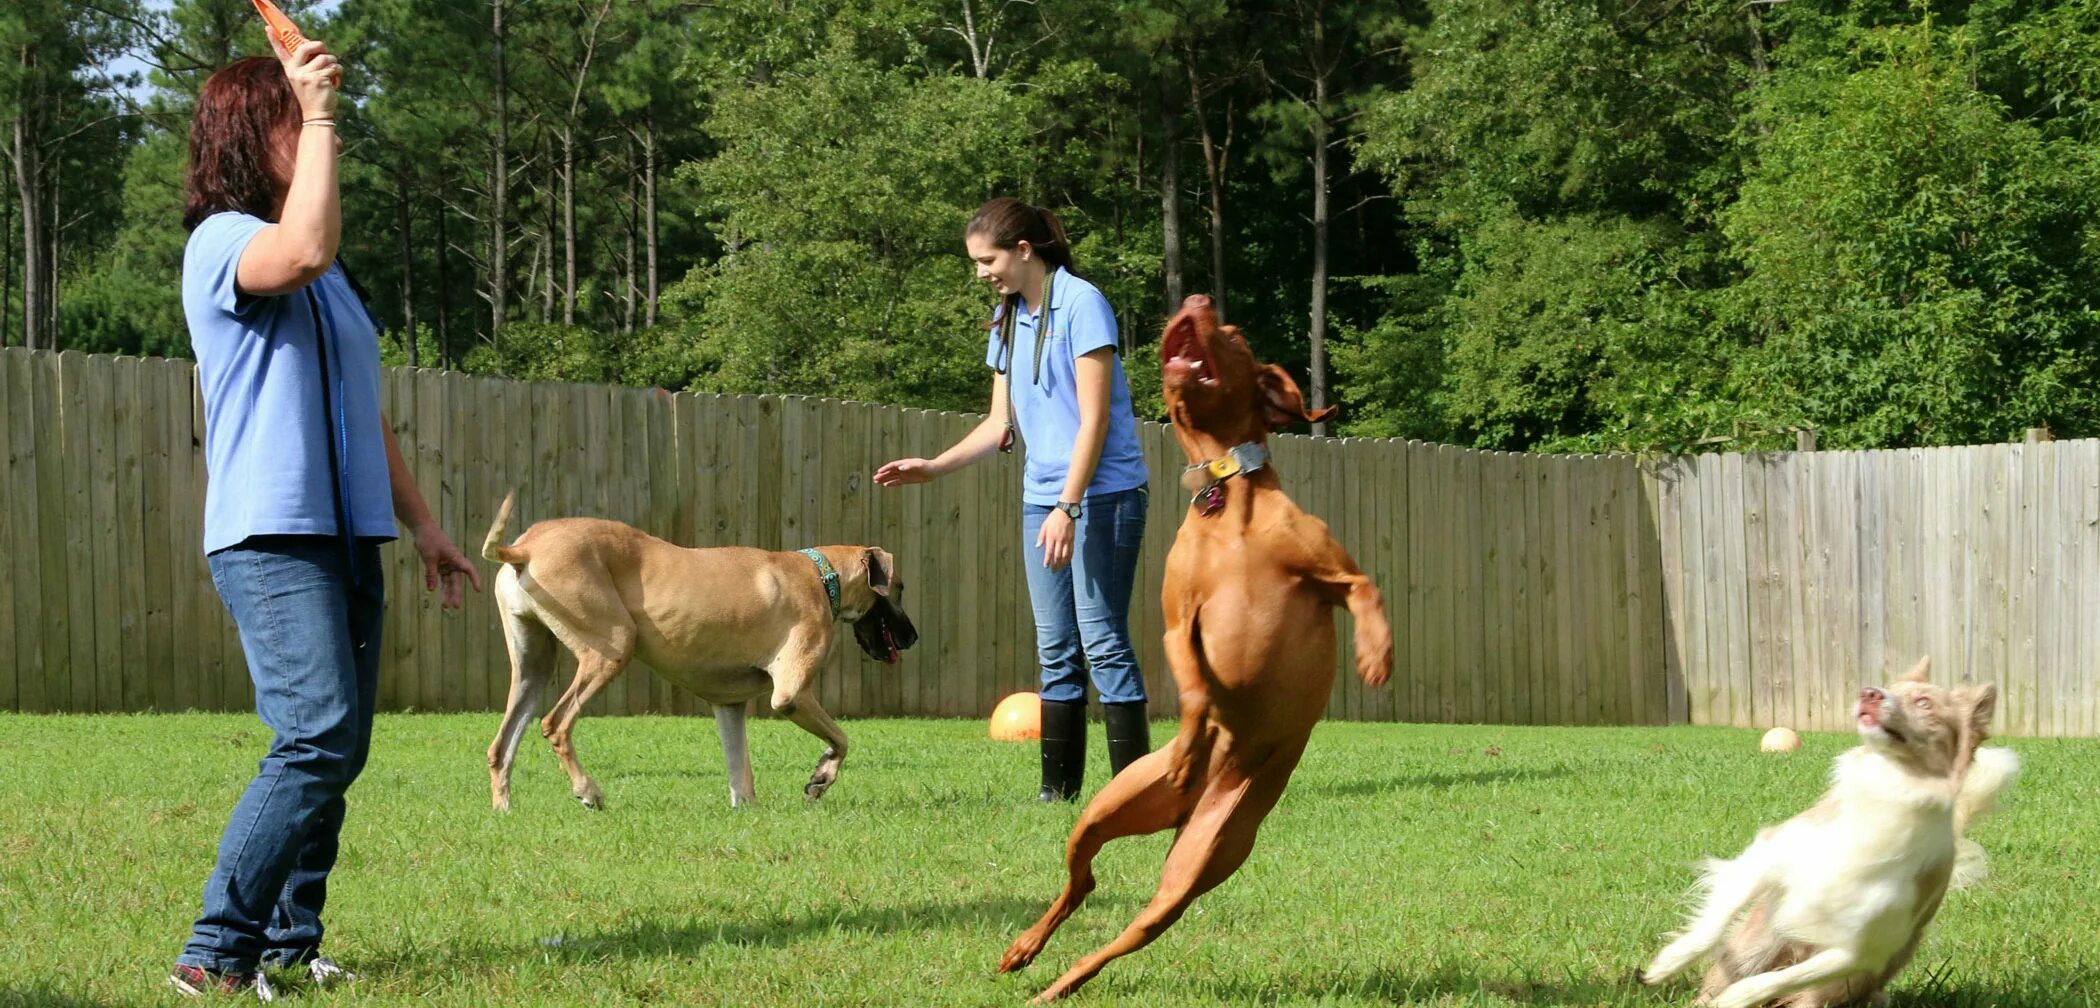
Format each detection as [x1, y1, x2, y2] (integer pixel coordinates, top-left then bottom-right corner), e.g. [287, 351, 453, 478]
[1951, 745, 2019, 889]
[482, 489, 526, 565]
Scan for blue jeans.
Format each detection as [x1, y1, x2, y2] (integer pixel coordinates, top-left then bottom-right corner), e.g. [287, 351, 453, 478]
[180, 535, 385, 973]
[1022, 487, 1148, 705]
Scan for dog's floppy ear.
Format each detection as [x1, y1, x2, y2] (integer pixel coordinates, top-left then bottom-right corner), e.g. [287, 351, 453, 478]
[1256, 364, 1338, 430]
[862, 547, 894, 596]
[1957, 682, 1997, 740]
[1899, 655, 1931, 683]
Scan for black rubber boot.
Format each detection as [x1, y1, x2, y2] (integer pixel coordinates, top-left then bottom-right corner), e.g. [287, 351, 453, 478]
[1038, 699, 1087, 802]
[1102, 700, 1151, 777]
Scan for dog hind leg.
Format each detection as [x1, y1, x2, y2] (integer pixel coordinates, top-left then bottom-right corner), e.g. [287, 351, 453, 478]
[1713, 947, 1863, 1008]
[488, 576, 559, 812]
[1029, 751, 1297, 1003]
[1643, 845, 1777, 985]
[541, 649, 628, 810]
[999, 748, 1196, 976]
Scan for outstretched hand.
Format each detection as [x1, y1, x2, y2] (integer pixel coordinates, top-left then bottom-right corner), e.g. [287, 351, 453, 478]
[412, 523, 484, 609]
[874, 457, 940, 487]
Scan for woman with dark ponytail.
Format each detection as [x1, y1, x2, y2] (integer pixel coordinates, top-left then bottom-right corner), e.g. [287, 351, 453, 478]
[876, 198, 1152, 801]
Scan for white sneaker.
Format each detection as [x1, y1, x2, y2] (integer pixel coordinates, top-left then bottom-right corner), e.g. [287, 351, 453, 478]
[307, 957, 358, 989]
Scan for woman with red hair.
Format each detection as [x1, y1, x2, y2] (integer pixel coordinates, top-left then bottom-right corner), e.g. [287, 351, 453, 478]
[168, 34, 479, 999]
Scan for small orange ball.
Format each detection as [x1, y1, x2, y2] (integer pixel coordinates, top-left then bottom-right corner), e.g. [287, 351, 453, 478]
[990, 692, 1041, 741]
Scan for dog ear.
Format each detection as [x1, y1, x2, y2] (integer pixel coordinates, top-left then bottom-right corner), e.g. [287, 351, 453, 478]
[1899, 656, 1931, 683]
[1957, 682, 1997, 739]
[862, 548, 894, 596]
[1256, 364, 1338, 430]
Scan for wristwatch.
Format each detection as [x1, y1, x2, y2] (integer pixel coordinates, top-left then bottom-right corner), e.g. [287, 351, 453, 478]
[1055, 500, 1083, 520]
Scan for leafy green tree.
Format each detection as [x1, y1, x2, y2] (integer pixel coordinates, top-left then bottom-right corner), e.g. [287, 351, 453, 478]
[1722, 23, 2100, 446]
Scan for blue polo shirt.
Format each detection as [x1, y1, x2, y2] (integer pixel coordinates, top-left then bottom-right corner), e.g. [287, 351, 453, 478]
[983, 267, 1149, 506]
[184, 211, 396, 554]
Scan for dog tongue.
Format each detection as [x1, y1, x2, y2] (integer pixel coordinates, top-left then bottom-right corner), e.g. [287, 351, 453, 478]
[882, 626, 900, 665]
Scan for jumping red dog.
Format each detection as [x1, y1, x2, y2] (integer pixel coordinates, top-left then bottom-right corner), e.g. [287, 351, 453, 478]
[999, 294, 1394, 1001]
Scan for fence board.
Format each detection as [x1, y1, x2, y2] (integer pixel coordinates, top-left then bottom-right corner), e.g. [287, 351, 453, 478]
[1632, 458, 1668, 724]
[1653, 458, 1687, 725]
[125, 359, 164, 713]
[155, 361, 191, 709]
[1852, 450, 1886, 717]
[1547, 454, 1579, 725]
[2009, 445, 2043, 735]
[1683, 454, 1720, 725]
[0, 351, 26, 711]
[2074, 439, 2100, 738]
[184, 363, 222, 711]
[2041, 445, 2074, 734]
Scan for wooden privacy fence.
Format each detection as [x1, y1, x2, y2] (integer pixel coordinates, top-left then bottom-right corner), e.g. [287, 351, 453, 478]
[1, 348, 2094, 735]
[1654, 447, 2099, 737]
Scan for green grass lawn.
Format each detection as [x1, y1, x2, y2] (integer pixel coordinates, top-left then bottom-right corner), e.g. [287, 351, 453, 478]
[1, 713, 2093, 1007]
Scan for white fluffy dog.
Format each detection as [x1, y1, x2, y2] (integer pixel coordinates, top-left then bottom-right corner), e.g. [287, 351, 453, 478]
[1640, 658, 2018, 1008]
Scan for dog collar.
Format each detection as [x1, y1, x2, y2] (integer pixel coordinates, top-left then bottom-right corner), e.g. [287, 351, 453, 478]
[798, 548, 841, 619]
[1180, 442, 1268, 516]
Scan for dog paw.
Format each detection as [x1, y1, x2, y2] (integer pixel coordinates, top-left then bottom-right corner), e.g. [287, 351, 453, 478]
[576, 788, 605, 811]
[1030, 980, 1078, 1004]
[997, 942, 1037, 974]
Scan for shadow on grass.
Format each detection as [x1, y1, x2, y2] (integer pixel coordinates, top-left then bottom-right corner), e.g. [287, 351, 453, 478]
[1192, 962, 1660, 1006]
[1301, 765, 1571, 798]
[1186, 961, 2100, 1008]
[0, 986, 126, 1008]
[369, 892, 1138, 972]
[1890, 959, 2100, 1008]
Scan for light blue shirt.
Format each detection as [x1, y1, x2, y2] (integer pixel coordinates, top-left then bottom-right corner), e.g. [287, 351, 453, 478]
[184, 211, 396, 554]
[983, 267, 1149, 506]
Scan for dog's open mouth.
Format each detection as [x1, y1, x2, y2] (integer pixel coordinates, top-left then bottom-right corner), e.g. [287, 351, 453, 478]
[853, 602, 916, 665]
[1162, 320, 1218, 389]
[1857, 705, 1905, 743]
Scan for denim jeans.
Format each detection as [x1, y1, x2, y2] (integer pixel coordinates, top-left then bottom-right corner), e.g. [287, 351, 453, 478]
[1021, 486, 1148, 705]
[180, 535, 385, 973]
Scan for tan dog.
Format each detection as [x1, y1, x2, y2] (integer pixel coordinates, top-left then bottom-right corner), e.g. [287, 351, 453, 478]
[479, 491, 917, 811]
[998, 295, 1394, 1001]
[1640, 657, 2017, 1008]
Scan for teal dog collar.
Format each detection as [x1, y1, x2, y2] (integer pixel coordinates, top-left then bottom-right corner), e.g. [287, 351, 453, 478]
[798, 548, 841, 619]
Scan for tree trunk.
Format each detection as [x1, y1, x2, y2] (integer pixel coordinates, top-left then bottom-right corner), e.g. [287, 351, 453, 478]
[643, 117, 659, 327]
[1310, 102, 1327, 436]
[1, 188, 14, 348]
[1185, 55, 1232, 322]
[1158, 77, 1184, 310]
[561, 122, 576, 326]
[17, 126, 54, 351]
[540, 156, 556, 323]
[489, 0, 510, 347]
[396, 163, 418, 367]
[622, 139, 637, 337]
[1307, 41, 1331, 437]
[435, 201, 453, 368]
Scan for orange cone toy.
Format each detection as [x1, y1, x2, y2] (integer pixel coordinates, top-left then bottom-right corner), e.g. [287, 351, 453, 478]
[252, 0, 309, 52]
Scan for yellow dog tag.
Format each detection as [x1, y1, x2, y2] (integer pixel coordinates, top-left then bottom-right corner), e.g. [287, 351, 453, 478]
[1205, 456, 1242, 480]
